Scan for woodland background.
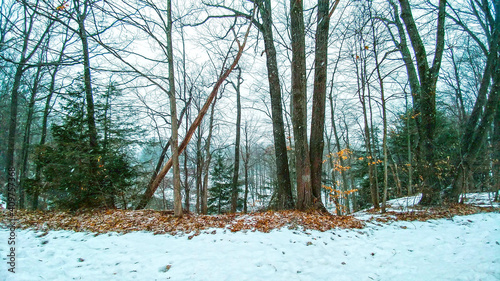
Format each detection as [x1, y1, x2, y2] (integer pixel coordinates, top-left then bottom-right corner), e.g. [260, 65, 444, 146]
[0, 0, 498, 216]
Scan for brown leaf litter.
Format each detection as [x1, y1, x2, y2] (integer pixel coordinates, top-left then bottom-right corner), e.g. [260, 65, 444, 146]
[0, 204, 497, 235]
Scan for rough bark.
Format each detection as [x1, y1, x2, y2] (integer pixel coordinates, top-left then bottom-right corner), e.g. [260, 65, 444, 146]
[290, 0, 313, 210]
[310, 0, 334, 202]
[256, 0, 294, 210]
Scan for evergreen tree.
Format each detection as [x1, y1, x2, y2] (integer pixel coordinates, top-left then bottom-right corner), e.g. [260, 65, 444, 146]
[33, 81, 137, 210]
[208, 152, 233, 214]
[388, 109, 463, 196]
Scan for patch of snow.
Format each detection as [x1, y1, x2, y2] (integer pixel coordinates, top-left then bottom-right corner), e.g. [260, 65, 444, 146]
[460, 192, 500, 208]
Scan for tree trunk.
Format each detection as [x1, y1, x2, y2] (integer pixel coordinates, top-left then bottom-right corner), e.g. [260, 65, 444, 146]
[309, 0, 333, 203]
[391, 0, 446, 205]
[33, 35, 66, 208]
[19, 66, 42, 209]
[355, 43, 379, 209]
[202, 99, 217, 214]
[343, 115, 357, 211]
[371, 17, 388, 213]
[231, 67, 242, 213]
[256, 0, 294, 210]
[6, 39, 30, 208]
[182, 28, 190, 213]
[494, 94, 500, 201]
[195, 125, 203, 213]
[76, 2, 100, 206]
[243, 122, 250, 213]
[290, 0, 314, 210]
[166, 0, 182, 217]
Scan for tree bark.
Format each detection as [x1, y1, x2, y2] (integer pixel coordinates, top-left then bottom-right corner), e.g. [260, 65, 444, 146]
[290, 0, 313, 210]
[19, 65, 42, 209]
[243, 122, 251, 213]
[166, 0, 182, 217]
[310, 0, 338, 205]
[354, 42, 379, 209]
[33, 30, 68, 208]
[231, 67, 242, 213]
[391, 0, 446, 205]
[195, 125, 203, 213]
[371, 16, 388, 213]
[75, 1, 99, 205]
[202, 100, 217, 214]
[494, 92, 500, 201]
[256, 0, 294, 210]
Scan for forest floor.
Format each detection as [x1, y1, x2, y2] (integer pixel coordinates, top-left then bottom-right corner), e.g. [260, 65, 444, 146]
[1, 192, 499, 280]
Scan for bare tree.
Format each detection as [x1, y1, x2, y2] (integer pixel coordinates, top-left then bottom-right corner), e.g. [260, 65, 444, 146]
[135, 8, 256, 209]
[254, 0, 294, 210]
[165, 0, 183, 217]
[445, 0, 500, 202]
[310, 0, 339, 207]
[388, 0, 447, 205]
[230, 67, 242, 213]
[3, 0, 54, 207]
[290, 0, 313, 210]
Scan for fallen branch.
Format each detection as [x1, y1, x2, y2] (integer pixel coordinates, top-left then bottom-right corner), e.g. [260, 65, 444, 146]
[135, 8, 255, 210]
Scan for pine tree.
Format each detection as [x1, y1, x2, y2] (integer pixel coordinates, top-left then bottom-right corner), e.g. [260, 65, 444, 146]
[208, 152, 233, 214]
[34, 81, 137, 210]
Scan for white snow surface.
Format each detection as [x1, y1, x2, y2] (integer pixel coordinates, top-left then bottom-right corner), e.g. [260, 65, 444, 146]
[0, 212, 498, 281]
[1, 192, 499, 280]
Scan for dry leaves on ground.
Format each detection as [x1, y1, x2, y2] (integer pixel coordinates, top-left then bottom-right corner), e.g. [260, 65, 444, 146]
[1, 204, 496, 235]
[0, 209, 363, 235]
[370, 204, 498, 223]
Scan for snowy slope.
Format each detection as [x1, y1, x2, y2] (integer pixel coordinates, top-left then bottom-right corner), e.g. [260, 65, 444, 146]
[1, 212, 499, 281]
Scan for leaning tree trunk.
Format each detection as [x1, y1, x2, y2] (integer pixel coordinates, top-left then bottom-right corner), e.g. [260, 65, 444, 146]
[134, 12, 254, 210]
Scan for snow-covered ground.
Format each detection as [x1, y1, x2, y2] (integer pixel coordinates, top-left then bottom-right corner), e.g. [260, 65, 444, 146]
[0, 212, 498, 280]
[1, 192, 499, 280]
